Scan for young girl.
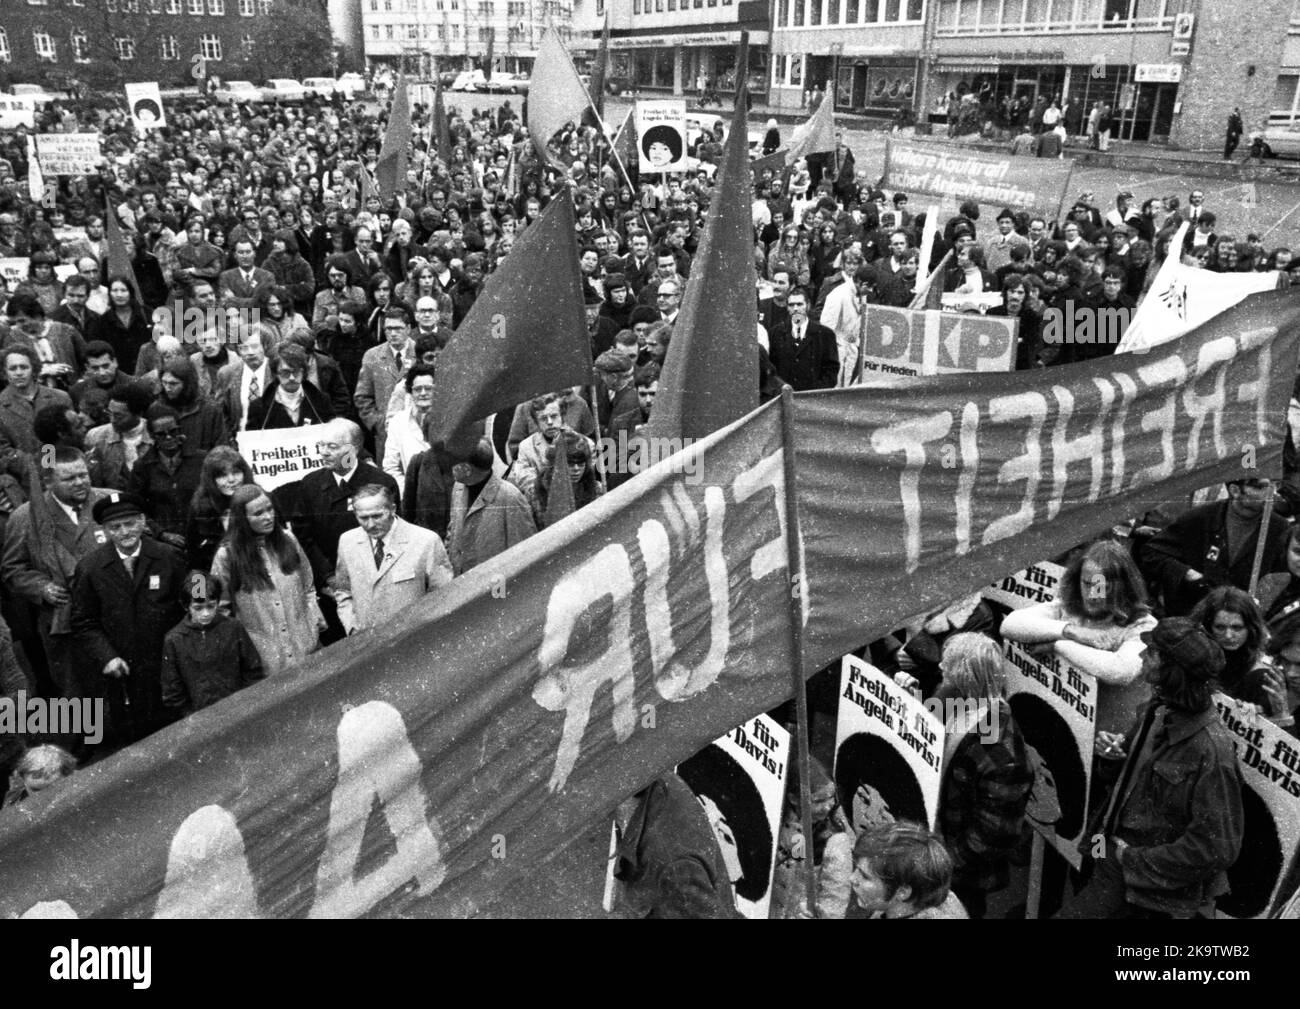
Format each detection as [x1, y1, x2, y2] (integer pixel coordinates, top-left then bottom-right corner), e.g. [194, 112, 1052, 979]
[185, 446, 255, 572]
[161, 571, 265, 715]
[3, 745, 76, 807]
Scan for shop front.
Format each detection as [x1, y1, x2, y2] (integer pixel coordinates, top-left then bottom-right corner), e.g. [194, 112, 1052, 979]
[834, 56, 917, 117]
[611, 30, 770, 99]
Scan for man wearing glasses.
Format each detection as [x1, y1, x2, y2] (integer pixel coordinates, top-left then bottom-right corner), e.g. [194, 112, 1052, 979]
[654, 281, 682, 326]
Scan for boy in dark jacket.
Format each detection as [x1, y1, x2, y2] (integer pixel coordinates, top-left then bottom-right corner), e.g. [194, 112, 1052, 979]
[161, 571, 264, 715]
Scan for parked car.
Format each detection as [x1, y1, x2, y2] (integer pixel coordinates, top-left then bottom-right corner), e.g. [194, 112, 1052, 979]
[260, 78, 307, 103]
[213, 80, 261, 104]
[7, 83, 67, 106]
[486, 72, 530, 94]
[336, 72, 366, 99]
[451, 70, 487, 92]
[302, 77, 336, 99]
[1262, 125, 1299, 159]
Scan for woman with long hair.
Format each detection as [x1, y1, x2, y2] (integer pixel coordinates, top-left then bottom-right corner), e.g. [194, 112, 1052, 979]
[185, 445, 255, 572]
[767, 225, 810, 288]
[1191, 586, 1272, 700]
[322, 300, 371, 395]
[529, 428, 604, 529]
[88, 274, 151, 373]
[158, 357, 227, 452]
[809, 221, 842, 293]
[1001, 539, 1158, 734]
[211, 484, 323, 675]
[255, 285, 310, 356]
[395, 262, 438, 310]
[366, 271, 398, 342]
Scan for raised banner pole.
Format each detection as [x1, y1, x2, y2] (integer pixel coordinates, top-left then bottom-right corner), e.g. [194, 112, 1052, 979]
[778, 384, 818, 913]
[1249, 482, 1277, 598]
[1026, 832, 1045, 919]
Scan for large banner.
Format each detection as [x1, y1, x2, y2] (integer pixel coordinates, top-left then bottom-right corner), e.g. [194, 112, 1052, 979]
[835, 656, 944, 833]
[635, 99, 687, 173]
[677, 713, 789, 920]
[1004, 640, 1097, 869]
[2, 402, 800, 918]
[4, 292, 1300, 917]
[237, 428, 327, 491]
[34, 134, 103, 176]
[882, 137, 1074, 219]
[1214, 695, 1300, 919]
[0, 96, 36, 129]
[861, 305, 1017, 377]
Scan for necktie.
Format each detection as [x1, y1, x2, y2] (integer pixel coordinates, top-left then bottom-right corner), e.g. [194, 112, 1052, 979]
[244, 271, 254, 286]
[394, 352, 403, 373]
[122, 554, 135, 578]
[373, 537, 385, 571]
[249, 371, 259, 399]
[795, 324, 804, 345]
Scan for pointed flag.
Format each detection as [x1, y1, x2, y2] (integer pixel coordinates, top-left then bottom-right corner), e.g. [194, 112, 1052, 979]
[427, 195, 592, 456]
[646, 85, 758, 444]
[484, 27, 495, 83]
[785, 86, 837, 165]
[589, 13, 611, 122]
[375, 75, 412, 203]
[103, 195, 142, 304]
[544, 431, 576, 526]
[27, 135, 44, 205]
[358, 164, 379, 208]
[909, 249, 952, 311]
[527, 26, 591, 167]
[432, 74, 453, 166]
[503, 144, 519, 199]
[1116, 221, 1281, 354]
[734, 31, 750, 113]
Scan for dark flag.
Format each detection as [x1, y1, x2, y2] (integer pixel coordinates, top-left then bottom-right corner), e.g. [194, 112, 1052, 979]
[375, 75, 411, 203]
[528, 26, 590, 168]
[646, 86, 759, 444]
[589, 13, 611, 121]
[484, 27, 495, 84]
[543, 431, 576, 526]
[426, 196, 592, 456]
[432, 74, 453, 166]
[103, 195, 142, 303]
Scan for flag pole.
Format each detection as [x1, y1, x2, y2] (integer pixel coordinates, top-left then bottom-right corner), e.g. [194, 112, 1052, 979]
[853, 290, 869, 385]
[778, 384, 817, 914]
[1249, 483, 1277, 598]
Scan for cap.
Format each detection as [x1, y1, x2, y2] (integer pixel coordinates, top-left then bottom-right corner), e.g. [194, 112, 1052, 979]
[1139, 617, 1226, 681]
[604, 272, 628, 292]
[594, 349, 633, 374]
[92, 491, 147, 526]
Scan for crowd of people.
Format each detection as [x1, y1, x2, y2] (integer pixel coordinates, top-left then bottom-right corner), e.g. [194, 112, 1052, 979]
[0, 82, 1296, 920]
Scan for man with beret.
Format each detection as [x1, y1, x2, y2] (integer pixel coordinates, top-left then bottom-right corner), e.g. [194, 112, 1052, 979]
[1059, 617, 1244, 919]
[594, 350, 641, 491]
[71, 490, 186, 751]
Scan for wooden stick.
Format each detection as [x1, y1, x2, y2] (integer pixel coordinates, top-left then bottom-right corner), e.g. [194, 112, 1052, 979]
[778, 385, 818, 914]
[1249, 482, 1277, 598]
[1026, 831, 1045, 920]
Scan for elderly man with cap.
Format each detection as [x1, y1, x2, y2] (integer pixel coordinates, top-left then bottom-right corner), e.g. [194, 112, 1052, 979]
[1058, 617, 1244, 919]
[71, 490, 186, 750]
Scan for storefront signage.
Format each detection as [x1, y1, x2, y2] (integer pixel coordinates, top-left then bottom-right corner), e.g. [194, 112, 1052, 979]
[1135, 64, 1183, 83]
[610, 30, 770, 49]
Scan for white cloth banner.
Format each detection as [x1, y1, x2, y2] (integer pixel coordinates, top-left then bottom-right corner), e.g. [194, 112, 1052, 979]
[237, 427, 327, 491]
[1117, 221, 1281, 353]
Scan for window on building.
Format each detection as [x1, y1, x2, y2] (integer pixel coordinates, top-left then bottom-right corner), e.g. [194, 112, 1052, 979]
[906, 0, 922, 17]
[71, 30, 91, 61]
[384, 0, 391, 8]
[1273, 74, 1300, 124]
[791, 54, 802, 85]
[1293, 0, 1300, 23]
[167, 0, 182, 12]
[827, 0, 840, 22]
[115, 36, 136, 59]
[201, 33, 222, 58]
[33, 31, 57, 60]
[258, 0, 271, 12]
[123, 0, 140, 11]
[160, 35, 180, 58]
[668, 0, 676, 9]
[27, 0, 49, 5]
[0, 29, 9, 62]
[864, 0, 878, 19]
[408, 23, 418, 37]
[240, 0, 254, 13]
[189, 0, 203, 13]
[793, 0, 805, 23]
[883, 0, 899, 19]
[371, 24, 379, 37]
[845, 0, 858, 19]
[596, 0, 604, 12]
[149, 0, 163, 12]
[241, 33, 253, 56]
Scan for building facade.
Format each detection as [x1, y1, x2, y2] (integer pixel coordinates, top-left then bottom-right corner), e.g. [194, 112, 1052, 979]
[360, 0, 573, 74]
[0, 0, 296, 88]
[573, 0, 770, 100]
[765, 0, 1300, 150]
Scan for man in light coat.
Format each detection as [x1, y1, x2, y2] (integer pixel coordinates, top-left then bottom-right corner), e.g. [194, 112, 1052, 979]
[446, 438, 536, 576]
[334, 483, 452, 634]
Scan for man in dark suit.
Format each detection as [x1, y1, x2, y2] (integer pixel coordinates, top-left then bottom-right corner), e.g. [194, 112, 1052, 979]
[71, 491, 185, 751]
[218, 239, 276, 311]
[620, 230, 657, 297]
[343, 224, 384, 288]
[594, 351, 641, 491]
[280, 417, 399, 644]
[50, 275, 101, 343]
[767, 289, 839, 391]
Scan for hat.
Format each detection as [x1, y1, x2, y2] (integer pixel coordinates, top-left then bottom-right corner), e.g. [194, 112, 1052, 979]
[583, 287, 604, 306]
[93, 491, 147, 525]
[1117, 190, 1134, 201]
[594, 349, 633, 374]
[1139, 617, 1226, 681]
[629, 306, 658, 327]
[604, 272, 628, 292]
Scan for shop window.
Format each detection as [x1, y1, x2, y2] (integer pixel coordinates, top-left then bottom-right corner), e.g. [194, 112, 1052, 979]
[791, 55, 803, 86]
[1272, 74, 1300, 125]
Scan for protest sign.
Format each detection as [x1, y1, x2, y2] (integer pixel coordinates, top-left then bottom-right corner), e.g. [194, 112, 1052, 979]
[861, 305, 1017, 377]
[0, 96, 36, 129]
[635, 100, 688, 173]
[237, 428, 327, 491]
[882, 137, 1074, 219]
[1214, 695, 1300, 919]
[0, 258, 29, 288]
[124, 82, 166, 131]
[678, 714, 789, 919]
[3, 293, 1300, 919]
[835, 656, 944, 834]
[1003, 640, 1096, 868]
[34, 134, 103, 176]
[982, 560, 1064, 614]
